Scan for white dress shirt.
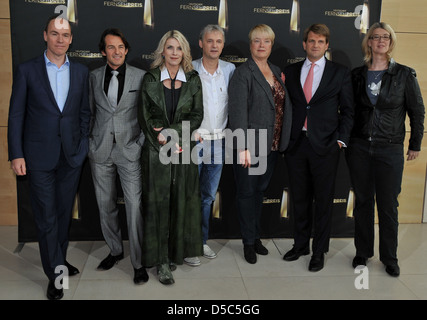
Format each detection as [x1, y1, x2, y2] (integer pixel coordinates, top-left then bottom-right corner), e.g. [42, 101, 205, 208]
[300, 56, 326, 97]
[192, 58, 235, 139]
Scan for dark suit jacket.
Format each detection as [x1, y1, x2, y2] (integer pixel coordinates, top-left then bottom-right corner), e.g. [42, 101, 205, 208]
[284, 59, 354, 155]
[8, 54, 90, 170]
[228, 57, 292, 156]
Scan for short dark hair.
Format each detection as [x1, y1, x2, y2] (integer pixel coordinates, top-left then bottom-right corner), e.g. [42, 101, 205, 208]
[98, 28, 131, 53]
[44, 14, 72, 34]
[303, 24, 330, 44]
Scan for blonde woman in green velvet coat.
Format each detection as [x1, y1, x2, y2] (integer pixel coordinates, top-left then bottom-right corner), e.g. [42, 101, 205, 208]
[138, 30, 203, 285]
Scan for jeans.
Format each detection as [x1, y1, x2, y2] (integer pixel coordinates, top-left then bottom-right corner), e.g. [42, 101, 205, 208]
[197, 138, 225, 244]
[346, 138, 404, 266]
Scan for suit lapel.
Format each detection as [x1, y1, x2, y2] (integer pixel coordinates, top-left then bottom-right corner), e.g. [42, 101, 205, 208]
[38, 55, 60, 111]
[293, 61, 306, 103]
[175, 76, 198, 119]
[272, 66, 284, 89]
[96, 65, 115, 111]
[117, 64, 134, 109]
[249, 58, 275, 110]
[62, 59, 73, 112]
[145, 78, 168, 123]
[310, 59, 333, 104]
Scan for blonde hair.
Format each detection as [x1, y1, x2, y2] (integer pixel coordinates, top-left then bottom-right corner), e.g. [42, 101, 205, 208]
[151, 30, 194, 72]
[362, 22, 396, 65]
[248, 24, 275, 45]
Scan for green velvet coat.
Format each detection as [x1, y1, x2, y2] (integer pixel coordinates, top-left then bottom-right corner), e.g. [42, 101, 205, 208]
[138, 67, 203, 266]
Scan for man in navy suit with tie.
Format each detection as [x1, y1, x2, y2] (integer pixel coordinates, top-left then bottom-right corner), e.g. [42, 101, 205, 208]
[7, 15, 90, 299]
[281, 24, 354, 271]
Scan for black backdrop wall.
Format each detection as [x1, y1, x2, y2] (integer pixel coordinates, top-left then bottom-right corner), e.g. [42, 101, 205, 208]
[9, 0, 382, 242]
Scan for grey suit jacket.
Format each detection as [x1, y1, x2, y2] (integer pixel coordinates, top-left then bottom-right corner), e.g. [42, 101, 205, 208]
[228, 57, 292, 156]
[88, 63, 146, 163]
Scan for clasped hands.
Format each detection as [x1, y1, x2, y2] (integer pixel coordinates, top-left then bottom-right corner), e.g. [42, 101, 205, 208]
[154, 127, 182, 153]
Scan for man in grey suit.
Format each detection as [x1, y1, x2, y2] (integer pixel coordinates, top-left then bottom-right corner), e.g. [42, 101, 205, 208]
[88, 28, 147, 284]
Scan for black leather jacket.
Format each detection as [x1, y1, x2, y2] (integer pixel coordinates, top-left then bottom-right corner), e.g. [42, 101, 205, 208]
[351, 59, 425, 151]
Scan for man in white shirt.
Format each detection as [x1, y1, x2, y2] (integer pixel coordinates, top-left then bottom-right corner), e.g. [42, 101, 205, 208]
[184, 25, 235, 266]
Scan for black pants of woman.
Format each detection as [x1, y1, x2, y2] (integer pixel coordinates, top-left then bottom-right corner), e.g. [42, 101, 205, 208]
[346, 138, 404, 267]
[233, 150, 278, 245]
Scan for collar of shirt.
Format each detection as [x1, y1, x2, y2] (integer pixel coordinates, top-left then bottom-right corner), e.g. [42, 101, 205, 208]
[301, 55, 326, 92]
[44, 50, 70, 69]
[160, 66, 187, 82]
[43, 51, 70, 112]
[303, 55, 326, 69]
[198, 58, 222, 77]
[106, 63, 126, 77]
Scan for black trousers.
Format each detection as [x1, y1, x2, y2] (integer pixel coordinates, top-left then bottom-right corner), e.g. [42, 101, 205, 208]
[28, 149, 83, 281]
[285, 133, 341, 255]
[233, 150, 278, 245]
[346, 138, 403, 266]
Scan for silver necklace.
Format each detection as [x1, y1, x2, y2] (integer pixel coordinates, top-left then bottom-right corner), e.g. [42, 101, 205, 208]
[370, 69, 385, 80]
[373, 71, 384, 80]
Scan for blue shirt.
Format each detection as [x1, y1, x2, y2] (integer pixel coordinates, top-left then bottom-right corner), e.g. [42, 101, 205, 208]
[44, 51, 70, 112]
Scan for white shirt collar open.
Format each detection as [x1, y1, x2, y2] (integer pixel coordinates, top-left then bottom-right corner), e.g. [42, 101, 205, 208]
[160, 66, 187, 82]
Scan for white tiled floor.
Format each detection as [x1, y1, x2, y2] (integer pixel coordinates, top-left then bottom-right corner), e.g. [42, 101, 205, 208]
[0, 224, 426, 300]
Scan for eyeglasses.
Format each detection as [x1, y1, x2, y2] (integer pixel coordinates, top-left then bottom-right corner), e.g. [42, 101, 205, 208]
[369, 34, 391, 41]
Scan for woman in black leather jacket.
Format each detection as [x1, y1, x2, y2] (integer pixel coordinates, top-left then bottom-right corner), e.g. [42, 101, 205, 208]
[346, 22, 425, 277]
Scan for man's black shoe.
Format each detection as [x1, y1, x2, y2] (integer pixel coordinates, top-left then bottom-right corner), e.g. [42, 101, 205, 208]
[46, 280, 63, 300]
[97, 253, 124, 270]
[352, 256, 367, 269]
[308, 254, 324, 272]
[254, 239, 268, 255]
[385, 264, 400, 277]
[134, 267, 149, 284]
[244, 245, 257, 264]
[283, 247, 310, 261]
[65, 261, 79, 276]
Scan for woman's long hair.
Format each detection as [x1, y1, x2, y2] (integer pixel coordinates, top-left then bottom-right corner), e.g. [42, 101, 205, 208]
[151, 30, 193, 72]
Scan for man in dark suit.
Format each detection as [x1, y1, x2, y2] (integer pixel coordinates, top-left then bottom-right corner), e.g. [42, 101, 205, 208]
[88, 29, 147, 284]
[8, 15, 90, 299]
[282, 24, 354, 271]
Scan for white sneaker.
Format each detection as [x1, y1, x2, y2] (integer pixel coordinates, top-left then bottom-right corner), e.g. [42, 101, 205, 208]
[203, 244, 217, 259]
[184, 257, 201, 266]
